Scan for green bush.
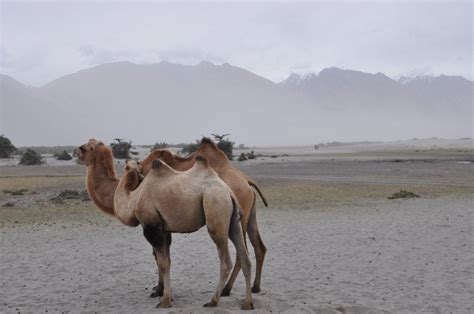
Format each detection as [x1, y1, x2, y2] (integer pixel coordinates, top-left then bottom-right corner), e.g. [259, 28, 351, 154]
[151, 142, 170, 151]
[19, 149, 43, 165]
[0, 135, 16, 158]
[180, 141, 199, 155]
[237, 153, 247, 162]
[56, 150, 73, 160]
[110, 138, 132, 159]
[212, 133, 234, 160]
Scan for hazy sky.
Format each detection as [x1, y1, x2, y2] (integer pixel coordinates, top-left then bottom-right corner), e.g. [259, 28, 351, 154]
[0, 0, 472, 86]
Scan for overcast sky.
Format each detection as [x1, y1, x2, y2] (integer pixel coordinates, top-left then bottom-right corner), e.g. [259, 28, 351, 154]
[0, 0, 472, 86]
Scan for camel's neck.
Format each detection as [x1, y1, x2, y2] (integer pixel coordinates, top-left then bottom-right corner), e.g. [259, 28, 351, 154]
[113, 177, 140, 227]
[196, 146, 229, 170]
[172, 155, 196, 171]
[86, 163, 119, 217]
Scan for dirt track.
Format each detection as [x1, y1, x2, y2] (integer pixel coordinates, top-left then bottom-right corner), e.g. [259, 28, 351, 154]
[1, 150, 473, 313]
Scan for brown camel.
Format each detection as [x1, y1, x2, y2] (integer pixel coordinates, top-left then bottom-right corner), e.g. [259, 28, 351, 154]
[76, 139, 171, 294]
[114, 158, 254, 310]
[140, 137, 268, 296]
[75, 139, 118, 217]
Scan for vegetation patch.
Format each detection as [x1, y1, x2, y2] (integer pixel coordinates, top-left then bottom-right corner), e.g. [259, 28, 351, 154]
[19, 149, 44, 165]
[55, 150, 73, 160]
[388, 190, 420, 200]
[2, 202, 15, 208]
[0, 135, 16, 158]
[3, 189, 29, 196]
[110, 138, 133, 159]
[50, 190, 90, 203]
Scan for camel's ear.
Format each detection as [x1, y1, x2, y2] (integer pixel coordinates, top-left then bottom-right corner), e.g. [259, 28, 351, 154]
[152, 159, 162, 169]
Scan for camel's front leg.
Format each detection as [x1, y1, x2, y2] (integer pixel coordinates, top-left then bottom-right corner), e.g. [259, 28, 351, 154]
[150, 232, 171, 298]
[150, 249, 163, 298]
[143, 225, 173, 308]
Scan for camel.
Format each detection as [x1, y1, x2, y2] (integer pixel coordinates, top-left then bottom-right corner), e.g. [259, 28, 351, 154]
[75, 139, 119, 217]
[140, 137, 268, 296]
[114, 158, 254, 310]
[76, 139, 171, 294]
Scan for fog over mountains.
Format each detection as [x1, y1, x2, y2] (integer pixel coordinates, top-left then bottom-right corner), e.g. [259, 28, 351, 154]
[1, 61, 472, 146]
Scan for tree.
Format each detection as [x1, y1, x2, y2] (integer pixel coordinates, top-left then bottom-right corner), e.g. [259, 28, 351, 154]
[0, 135, 16, 158]
[19, 149, 43, 165]
[211, 133, 234, 160]
[110, 138, 132, 159]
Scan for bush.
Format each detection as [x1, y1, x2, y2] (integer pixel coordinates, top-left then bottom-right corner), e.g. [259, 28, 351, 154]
[19, 149, 43, 165]
[0, 135, 16, 158]
[50, 190, 89, 203]
[56, 150, 73, 160]
[180, 141, 199, 155]
[212, 133, 234, 160]
[151, 142, 170, 151]
[388, 190, 420, 200]
[110, 138, 132, 159]
[237, 153, 247, 162]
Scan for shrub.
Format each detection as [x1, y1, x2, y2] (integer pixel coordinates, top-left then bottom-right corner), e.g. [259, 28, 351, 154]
[237, 153, 247, 162]
[110, 138, 132, 159]
[212, 133, 234, 160]
[0, 135, 16, 158]
[151, 142, 170, 151]
[56, 150, 73, 160]
[180, 141, 199, 155]
[50, 190, 89, 203]
[388, 190, 420, 200]
[19, 149, 43, 165]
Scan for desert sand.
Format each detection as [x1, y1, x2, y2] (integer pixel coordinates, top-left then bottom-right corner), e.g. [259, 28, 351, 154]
[1, 140, 473, 313]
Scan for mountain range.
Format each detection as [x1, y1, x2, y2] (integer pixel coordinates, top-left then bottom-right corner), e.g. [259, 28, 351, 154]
[1, 61, 472, 146]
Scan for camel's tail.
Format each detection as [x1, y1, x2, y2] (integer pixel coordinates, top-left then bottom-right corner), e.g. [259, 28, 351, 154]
[230, 192, 248, 250]
[248, 179, 268, 207]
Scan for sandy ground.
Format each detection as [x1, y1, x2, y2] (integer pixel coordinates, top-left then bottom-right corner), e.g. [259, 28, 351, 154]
[1, 144, 473, 313]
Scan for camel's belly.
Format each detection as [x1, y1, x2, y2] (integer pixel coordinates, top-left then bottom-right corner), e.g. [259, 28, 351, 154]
[158, 203, 205, 233]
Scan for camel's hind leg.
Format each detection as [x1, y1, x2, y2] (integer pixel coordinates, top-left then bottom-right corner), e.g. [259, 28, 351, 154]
[229, 214, 254, 310]
[221, 218, 248, 296]
[203, 225, 232, 307]
[247, 198, 267, 293]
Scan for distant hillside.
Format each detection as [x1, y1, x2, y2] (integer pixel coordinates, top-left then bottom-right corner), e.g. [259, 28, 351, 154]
[1, 63, 472, 146]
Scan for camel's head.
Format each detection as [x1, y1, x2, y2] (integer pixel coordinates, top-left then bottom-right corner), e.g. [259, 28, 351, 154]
[123, 159, 144, 191]
[74, 139, 103, 165]
[140, 149, 175, 175]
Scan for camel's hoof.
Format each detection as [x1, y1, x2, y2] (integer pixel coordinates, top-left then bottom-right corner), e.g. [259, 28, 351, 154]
[150, 290, 162, 298]
[221, 287, 231, 296]
[156, 301, 172, 308]
[203, 301, 218, 307]
[251, 286, 261, 293]
[241, 302, 254, 310]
